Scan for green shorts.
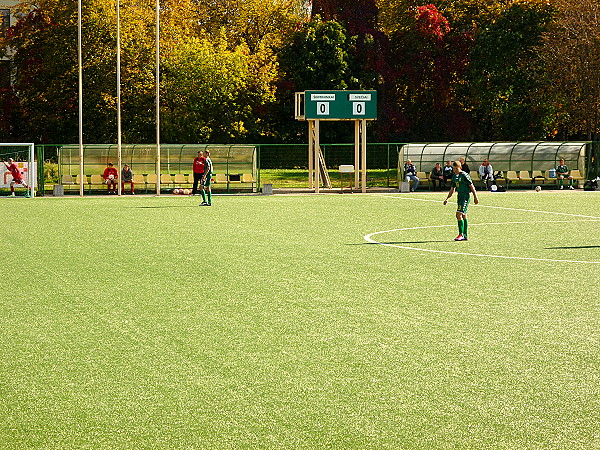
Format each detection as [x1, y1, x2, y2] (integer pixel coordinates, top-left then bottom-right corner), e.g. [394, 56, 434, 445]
[456, 194, 470, 214]
[202, 174, 212, 188]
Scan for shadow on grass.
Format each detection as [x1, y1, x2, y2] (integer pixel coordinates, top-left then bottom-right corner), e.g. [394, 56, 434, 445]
[352, 240, 448, 245]
[382, 240, 449, 244]
[133, 205, 198, 209]
[546, 245, 600, 249]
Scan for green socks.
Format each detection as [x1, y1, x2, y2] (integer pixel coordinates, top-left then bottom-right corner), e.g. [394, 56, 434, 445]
[457, 219, 468, 238]
[201, 190, 206, 203]
[207, 190, 212, 205]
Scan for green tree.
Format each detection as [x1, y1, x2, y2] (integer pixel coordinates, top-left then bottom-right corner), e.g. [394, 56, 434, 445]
[279, 19, 371, 91]
[271, 17, 378, 142]
[465, 1, 555, 140]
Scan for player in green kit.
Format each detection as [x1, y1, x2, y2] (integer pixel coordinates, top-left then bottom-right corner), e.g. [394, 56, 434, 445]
[556, 158, 574, 190]
[443, 160, 479, 241]
[199, 150, 213, 206]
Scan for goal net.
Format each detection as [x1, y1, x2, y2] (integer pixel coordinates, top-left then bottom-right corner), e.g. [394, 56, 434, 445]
[0, 143, 36, 197]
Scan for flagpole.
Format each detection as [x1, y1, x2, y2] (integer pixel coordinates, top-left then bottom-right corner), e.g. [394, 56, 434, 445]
[155, 0, 161, 195]
[117, 0, 122, 196]
[78, 0, 84, 197]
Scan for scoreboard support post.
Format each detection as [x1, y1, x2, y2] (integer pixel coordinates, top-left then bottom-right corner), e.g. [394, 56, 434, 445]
[355, 119, 367, 193]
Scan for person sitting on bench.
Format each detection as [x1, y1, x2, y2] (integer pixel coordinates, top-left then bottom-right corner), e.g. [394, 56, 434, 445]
[478, 158, 494, 190]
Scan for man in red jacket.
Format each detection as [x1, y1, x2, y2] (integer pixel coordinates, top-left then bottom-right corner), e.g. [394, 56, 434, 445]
[192, 151, 205, 196]
[3, 158, 28, 196]
[103, 162, 118, 194]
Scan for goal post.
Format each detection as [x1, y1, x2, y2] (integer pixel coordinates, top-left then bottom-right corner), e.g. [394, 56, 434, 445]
[0, 143, 36, 197]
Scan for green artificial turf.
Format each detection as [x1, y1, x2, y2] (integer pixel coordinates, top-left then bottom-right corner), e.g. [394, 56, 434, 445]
[1, 191, 599, 448]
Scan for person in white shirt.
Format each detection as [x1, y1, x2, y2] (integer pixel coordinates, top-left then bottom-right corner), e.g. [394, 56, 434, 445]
[478, 158, 494, 190]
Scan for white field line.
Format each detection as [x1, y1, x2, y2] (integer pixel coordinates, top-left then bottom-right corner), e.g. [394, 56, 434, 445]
[382, 195, 600, 219]
[365, 213, 600, 264]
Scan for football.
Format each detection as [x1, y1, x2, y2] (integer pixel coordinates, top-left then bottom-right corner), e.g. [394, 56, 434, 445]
[108, 174, 115, 180]
[173, 188, 180, 195]
[183, 189, 190, 195]
[535, 185, 542, 192]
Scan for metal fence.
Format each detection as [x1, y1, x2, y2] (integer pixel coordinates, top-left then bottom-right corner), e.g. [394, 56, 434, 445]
[258, 143, 404, 170]
[32, 141, 600, 194]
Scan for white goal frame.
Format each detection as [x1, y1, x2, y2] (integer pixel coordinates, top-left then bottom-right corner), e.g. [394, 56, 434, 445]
[0, 143, 35, 198]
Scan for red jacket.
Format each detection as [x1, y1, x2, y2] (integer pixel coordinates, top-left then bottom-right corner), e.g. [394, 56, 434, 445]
[103, 167, 118, 180]
[193, 156, 206, 174]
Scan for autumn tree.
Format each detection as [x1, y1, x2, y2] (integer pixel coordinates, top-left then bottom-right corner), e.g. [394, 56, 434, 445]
[195, 0, 309, 52]
[465, 0, 555, 140]
[161, 32, 278, 142]
[1, 0, 294, 144]
[540, 0, 600, 140]
[1, 3, 82, 142]
[375, 3, 473, 140]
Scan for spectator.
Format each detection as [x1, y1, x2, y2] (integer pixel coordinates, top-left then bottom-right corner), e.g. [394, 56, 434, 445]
[556, 158, 574, 190]
[478, 158, 494, 190]
[430, 163, 444, 190]
[103, 162, 118, 194]
[404, 159, 419, 192]
[192, 151, 205, 196]
[121, 164, 134, 195]
[459, 157, 470, 174]
[443, 160, 454, 187]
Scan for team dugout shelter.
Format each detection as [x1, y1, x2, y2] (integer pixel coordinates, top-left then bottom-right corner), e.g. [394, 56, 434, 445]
[55, 144, 258, 194]
[398, 142, 593, 188]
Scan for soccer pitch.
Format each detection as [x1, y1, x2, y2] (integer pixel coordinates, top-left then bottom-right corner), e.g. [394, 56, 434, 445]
[2, 191, 599, 448]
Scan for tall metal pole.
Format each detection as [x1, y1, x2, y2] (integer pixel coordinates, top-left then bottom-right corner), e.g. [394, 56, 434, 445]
[308, 122, 314, 189]
[155, 0, 161, 195]
[354, 121, 360, 191]
[116, 0, 122, 196]
[314, 120, 320, 194]
[361, 119, 367, 193]
[78, 0, 84, 197]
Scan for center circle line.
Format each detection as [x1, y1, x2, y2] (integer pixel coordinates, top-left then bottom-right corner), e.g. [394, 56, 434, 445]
[364, 220, 600, 264]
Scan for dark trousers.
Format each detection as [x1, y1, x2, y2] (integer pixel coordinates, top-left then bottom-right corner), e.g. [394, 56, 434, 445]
[431, 177, 444, 190]
[192, 172, 204, 195]
[481, 175, 493, 189]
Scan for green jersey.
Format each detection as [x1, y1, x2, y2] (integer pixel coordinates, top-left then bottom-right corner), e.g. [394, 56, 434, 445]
[557, 164, 569, 175]
[452, 171, 473, 195]
[202, 156, 213, 188]
[204, 156, 213, 175]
